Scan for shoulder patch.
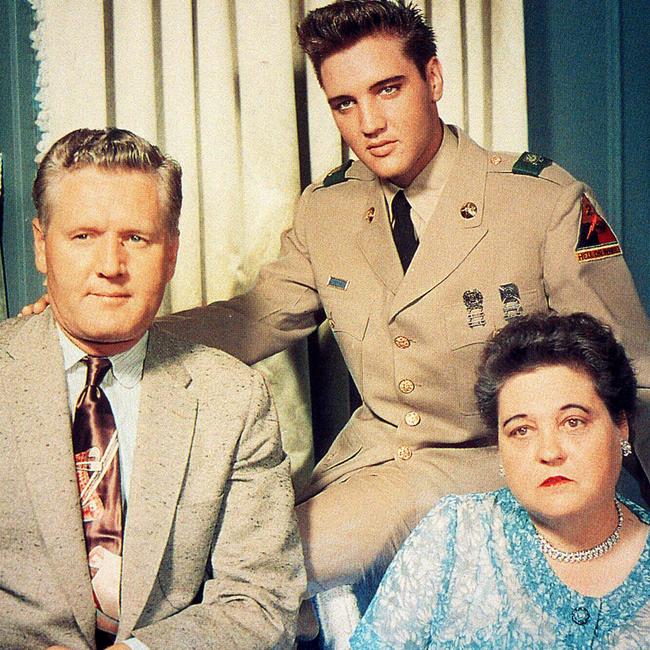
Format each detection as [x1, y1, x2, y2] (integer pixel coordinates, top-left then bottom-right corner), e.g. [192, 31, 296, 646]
[512, 152, 552, 177]
[322, 159, 353, 187]
[575, 194, 622, 262]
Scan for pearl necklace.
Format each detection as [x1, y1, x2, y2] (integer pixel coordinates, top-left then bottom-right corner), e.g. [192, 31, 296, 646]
[536, 500, 623, 563]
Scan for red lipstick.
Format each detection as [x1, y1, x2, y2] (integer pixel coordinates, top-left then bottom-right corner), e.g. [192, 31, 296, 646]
[539, 476, 571, 487]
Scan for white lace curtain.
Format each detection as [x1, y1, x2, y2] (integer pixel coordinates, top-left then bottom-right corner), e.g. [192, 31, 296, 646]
[29, 0, 528, 489]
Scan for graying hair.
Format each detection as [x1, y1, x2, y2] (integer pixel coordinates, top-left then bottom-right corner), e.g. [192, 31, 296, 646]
[33, 127, 182, 234]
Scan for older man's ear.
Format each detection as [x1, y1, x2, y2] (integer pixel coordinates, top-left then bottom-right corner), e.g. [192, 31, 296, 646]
[32, 217, 48, 274]
[19, 218, 51, 317]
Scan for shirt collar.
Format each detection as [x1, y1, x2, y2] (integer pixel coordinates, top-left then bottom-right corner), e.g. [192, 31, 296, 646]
[57, 325, 148, 389]
[381, 122, 459, 215]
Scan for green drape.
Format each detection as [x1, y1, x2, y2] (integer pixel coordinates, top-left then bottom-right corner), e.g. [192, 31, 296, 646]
[0, 155, 8, 320]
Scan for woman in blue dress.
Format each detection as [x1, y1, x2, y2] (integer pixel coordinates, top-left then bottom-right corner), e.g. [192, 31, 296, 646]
[350, 312, 650, 649]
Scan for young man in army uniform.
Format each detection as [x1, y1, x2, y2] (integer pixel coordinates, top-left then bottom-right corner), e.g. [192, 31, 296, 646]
[25, 0, 650, 626]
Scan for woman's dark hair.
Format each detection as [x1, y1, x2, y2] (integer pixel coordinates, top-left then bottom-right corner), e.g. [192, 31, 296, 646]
[475, 312, 638, 433]
[297, 0, 437, 85]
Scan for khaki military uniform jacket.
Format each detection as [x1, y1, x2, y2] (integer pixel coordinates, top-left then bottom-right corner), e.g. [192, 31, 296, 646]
[170, 126, 650, 499]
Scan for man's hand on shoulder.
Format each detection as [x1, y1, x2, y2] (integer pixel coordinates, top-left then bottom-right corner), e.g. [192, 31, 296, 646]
[19, 293, 49, 316]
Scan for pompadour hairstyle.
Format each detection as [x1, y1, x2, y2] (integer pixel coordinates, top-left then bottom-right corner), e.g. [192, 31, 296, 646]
[474, 312, 638, 434]
[33, 127, 182, 234]
[297, 0, 437, 84]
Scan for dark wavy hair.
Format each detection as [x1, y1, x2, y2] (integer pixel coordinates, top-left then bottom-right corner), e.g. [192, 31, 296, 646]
[475, 312, 638, 433]
[33, 127, 182, 235]
[297, 0, 437, 85]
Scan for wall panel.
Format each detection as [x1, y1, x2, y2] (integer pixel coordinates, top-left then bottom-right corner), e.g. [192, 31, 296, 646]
[524, 0, 649, 309]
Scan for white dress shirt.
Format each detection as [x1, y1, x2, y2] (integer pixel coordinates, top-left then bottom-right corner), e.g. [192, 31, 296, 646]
[381, 122, 459, 241]
[57, 327, 149, 650]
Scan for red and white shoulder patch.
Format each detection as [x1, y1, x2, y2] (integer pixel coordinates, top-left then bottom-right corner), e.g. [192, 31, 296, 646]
[574, 195, 622, 262]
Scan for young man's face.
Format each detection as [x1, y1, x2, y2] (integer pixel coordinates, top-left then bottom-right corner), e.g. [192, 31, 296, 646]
[320, 33, 443, 187]
[33, 166, 179, 356]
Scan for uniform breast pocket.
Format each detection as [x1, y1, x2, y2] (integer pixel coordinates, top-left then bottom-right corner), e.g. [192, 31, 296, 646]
[442, 288, 541, 414]
[326, 300, 370, 391]
[443, 304, 495, 351]
[443, 288, 541, 350]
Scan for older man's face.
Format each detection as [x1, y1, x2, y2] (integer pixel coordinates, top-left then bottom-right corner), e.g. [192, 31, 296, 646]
[33, 166, 178, 356]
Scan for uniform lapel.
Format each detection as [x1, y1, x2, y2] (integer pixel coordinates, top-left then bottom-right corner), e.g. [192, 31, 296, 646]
[119, 331, 197, 635]
[390, 130, 489, 319]
[356, 179, 404, 294]
[5, 311, 96, 645]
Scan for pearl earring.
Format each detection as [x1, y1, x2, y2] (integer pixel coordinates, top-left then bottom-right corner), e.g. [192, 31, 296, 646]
[621, 440, 632, 457]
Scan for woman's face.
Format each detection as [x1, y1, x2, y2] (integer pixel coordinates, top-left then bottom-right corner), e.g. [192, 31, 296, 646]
[497, 364, 628, 525]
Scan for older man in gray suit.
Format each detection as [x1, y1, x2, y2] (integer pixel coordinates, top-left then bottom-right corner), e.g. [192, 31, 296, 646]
[0, 128, 305, 649]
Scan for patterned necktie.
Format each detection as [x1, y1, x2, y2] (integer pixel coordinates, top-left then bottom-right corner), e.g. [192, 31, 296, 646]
[72, 356, 122, 639]
[391, 190, 419, 271]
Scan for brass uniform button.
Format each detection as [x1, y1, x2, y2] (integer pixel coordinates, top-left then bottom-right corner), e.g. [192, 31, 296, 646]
[398, 379, 415, 394]
[405, 411, 421, 426]
[460, 202, 478, 220]
[397, 445, 413, 461]
[490, 155, 502, 165]
[394, 335, 410, 349]
[328, 318, 335, 329]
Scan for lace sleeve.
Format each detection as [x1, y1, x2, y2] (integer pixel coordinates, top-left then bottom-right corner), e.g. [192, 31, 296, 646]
[350, 496, 460, 649]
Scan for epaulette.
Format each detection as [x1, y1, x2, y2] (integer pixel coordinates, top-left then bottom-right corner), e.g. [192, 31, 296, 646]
[321, 159, 353, 188]
[512, 152, 553, 177]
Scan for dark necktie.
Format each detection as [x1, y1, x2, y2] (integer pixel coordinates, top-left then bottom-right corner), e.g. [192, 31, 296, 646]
[72, 356, 122, 640]
[391, 190, 418, 271]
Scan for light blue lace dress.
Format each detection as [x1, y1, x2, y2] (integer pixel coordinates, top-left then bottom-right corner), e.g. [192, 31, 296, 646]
[350, 489, 650, 649]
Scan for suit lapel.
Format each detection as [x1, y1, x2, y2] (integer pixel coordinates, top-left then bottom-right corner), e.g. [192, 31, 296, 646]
[6, 312, 96, 645]
[119, 331, 197, 635]
[390, 130, 489, 319]
[356, 180, 404, 294]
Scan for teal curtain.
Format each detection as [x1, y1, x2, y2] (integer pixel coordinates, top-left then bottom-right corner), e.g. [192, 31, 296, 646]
[0, 154, 8, 320]
[0, 0, 41, 317]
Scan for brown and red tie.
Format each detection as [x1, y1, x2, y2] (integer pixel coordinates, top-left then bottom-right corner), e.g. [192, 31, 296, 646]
[72, 356, 122, 643]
